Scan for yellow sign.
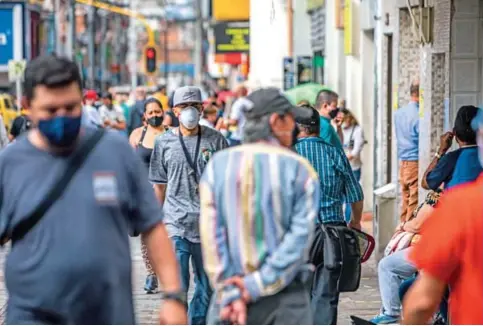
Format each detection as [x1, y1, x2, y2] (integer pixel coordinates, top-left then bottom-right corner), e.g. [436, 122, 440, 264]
[419, 89, 424, 118]
[213, 0, 250, 21]
[214, 22, 250, 54]
[344, 0, 353, 55]
[393, 86, 398, 110]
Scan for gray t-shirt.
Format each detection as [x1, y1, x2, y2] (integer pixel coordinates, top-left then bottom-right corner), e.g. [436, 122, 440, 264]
[0, 128, 163, 324]
[149, 126, 228, 243]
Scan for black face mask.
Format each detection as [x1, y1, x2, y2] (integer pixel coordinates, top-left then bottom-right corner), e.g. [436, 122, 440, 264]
[291, 125, 300, 146]
[329, 108, 340, 120]
[147, 116, 163, 127]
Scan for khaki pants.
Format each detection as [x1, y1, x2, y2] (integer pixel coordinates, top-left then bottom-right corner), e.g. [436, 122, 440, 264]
[399, 161, 419, 222]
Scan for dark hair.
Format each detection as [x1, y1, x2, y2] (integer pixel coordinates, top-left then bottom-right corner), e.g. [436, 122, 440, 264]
[144, 97, 163, 111]
[454, 105, 478, 144]
[315, 89, 338, 109]
[410, 83, 419, 97]
[24, 55, 82, 101]
[298, 123, 320, 135]
[101, 92, 112, 101]
[157, 85, 166, 92]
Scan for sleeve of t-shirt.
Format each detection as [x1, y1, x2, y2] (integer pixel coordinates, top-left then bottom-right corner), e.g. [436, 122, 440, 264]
[425, 150, 460, 190]
[9, 116, 23, 137]
[115, 106, 126, 122]
[408, 192, 465, 283]
[149, 136, 168, 184]
[229, 99, 243, 121]
[126, 143, 164, 234]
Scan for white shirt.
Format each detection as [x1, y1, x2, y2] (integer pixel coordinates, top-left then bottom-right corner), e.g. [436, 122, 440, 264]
[82, 105, 103, 128]
[342, 124, 364, 171]
[199, 118, 215, 129]
[98, 105, 125, 126]
[229, 97, 246, 141]
[0, 115, 8, 149]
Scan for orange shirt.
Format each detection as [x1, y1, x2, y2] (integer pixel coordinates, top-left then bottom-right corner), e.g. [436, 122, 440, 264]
[409, 175, 483, 325]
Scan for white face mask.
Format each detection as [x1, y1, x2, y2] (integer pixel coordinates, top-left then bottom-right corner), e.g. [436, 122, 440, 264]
[179, 106, 200, 130]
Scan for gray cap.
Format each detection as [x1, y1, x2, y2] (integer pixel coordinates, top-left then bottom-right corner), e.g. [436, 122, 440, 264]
[241, 88, 313, 120]
[172, 86, 203, 106]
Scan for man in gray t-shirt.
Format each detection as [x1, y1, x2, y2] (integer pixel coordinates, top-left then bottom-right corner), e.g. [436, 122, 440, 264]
[150, 86, 228, 325]
[0, 55, 186, 325]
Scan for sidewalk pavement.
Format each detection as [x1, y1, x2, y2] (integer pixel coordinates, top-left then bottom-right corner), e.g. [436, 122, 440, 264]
[0, 213, 381, 324]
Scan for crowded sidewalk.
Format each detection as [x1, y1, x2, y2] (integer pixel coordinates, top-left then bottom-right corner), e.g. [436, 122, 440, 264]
[0, 215, 380, 325]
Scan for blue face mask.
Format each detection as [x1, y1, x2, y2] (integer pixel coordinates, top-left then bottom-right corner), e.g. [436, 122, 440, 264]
[38, 116, 82, 147]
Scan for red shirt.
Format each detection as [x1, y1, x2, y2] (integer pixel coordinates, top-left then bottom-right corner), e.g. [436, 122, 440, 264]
[409, 175, 483, 324]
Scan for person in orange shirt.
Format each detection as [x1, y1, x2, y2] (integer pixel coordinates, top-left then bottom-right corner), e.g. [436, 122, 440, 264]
[404, 173, 483, 324]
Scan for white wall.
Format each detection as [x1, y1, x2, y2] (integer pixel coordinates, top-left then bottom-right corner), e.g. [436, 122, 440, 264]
[293, 0, 312, 57]
[325, 0, 374, 210]
[249, 0, 288, 88]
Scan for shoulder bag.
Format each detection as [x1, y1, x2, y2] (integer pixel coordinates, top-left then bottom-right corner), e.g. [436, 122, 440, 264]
[1, 129, 105, 245]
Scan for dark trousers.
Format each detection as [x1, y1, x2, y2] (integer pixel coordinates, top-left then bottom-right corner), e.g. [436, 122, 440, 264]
[311, 221, 346, 325]
[207, 279, 312, 325]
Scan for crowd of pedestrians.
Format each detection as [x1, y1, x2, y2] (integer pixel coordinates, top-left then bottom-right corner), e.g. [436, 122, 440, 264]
[0, 53, 483, 325]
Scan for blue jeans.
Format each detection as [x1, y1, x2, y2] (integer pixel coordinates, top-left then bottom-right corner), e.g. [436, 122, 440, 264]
[172, 236, 212, 325]
[378, 248, 417, 317]
[345, 169, 362, 222]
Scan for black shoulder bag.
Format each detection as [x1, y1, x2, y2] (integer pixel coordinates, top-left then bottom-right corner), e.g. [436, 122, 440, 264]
[1, 129, 105, 245]
[309, 224, 362, 293]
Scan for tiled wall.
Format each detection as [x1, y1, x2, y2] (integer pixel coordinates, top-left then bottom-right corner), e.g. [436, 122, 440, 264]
[397, 8, 421, 107]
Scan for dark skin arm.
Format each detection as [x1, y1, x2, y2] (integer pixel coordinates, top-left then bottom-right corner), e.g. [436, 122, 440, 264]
[421, 132, 453, 190]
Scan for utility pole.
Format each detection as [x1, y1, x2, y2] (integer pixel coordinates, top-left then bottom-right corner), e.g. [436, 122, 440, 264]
[54, 0, 63, 55]
[163, 20, 169, 85]
[87, 6, 96, 89]
[114, 15, 122, 85]
[68, 0, 77, 60]
[193, 0, 203, 86]
[99, 11, 108, 92]
[129, 0, 138, 90]
[287, 0, 293, 57]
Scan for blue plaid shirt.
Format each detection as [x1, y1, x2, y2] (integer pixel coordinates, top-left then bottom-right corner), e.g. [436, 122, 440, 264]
[294, 137, 364, 223]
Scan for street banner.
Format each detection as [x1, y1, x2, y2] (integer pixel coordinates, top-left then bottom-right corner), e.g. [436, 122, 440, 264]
[214, 21, 249, 54]
[283, 57, 295, 91]
[297, 56, 313, 85]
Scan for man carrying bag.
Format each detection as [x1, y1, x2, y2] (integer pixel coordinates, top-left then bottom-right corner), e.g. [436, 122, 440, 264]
[294, 105, 364, 325]
[0, 55, 186, 325]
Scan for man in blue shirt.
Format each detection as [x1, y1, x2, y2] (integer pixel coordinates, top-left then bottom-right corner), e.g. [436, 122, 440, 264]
[394, 82, 419, 222]
[315, 90, 343, 149]
[294, 105, 364, 325]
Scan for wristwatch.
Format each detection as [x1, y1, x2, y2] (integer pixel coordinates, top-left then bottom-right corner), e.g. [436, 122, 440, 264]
[434, 152, 442, 159]
[162, 291, 188, 306]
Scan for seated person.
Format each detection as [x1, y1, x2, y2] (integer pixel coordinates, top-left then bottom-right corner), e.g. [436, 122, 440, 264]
[422, 105, 482, 191]
[371, 105, 481, 325]
[370, 191, 440, 324]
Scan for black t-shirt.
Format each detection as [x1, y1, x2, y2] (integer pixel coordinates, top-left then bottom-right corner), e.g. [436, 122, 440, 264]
[10, 115, 31, 138]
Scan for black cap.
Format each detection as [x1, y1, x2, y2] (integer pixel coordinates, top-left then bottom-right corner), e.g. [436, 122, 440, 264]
[241, 88, 313, 120]
[295, 105, 320, 128]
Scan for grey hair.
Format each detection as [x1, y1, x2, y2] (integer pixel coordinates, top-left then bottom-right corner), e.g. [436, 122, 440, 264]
[243, 115, 273, 143]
